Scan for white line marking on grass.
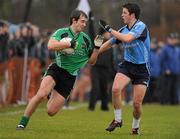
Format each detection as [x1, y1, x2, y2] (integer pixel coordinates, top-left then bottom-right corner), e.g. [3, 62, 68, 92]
[62, 103, 86, 110]
[0, 103, 87, 116]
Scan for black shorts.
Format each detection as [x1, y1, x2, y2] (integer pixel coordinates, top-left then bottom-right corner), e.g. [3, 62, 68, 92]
[117, 61, 150, 86]
[45, 63, 76, 99]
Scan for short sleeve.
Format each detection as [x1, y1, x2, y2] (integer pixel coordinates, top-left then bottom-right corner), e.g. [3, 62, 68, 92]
[50, 29, 64, 41]
[129, 23, 146, 38]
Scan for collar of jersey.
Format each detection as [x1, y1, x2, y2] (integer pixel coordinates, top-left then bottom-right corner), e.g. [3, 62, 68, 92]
[126, 19, 139, 31]
[68, 27, 80, 40]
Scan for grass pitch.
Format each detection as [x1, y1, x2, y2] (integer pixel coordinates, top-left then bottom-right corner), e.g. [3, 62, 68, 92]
[0, 102, 180, 139]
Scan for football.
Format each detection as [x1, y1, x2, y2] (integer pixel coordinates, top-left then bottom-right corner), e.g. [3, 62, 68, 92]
[61, 47, 74, 54]
[60, 37, 74, 54]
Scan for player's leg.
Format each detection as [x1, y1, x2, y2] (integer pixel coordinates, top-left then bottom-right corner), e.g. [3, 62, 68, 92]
[132, 85, 147, 119]
[106, 72, 130, 132]
[16, 75, 55, 130]
[131, 84, 147, 134]
[129, 62, 150, 135]
[46, 89, 65, 116]
[112, 73, 130, 110]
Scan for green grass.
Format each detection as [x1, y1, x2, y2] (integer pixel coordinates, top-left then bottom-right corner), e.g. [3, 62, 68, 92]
[0, 103, 180, 139]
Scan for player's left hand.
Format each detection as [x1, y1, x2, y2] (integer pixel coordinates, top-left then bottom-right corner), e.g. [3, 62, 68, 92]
[70, 38, 76, 48]
[99, 19, 112, 33]
[94, 35, 104, 49]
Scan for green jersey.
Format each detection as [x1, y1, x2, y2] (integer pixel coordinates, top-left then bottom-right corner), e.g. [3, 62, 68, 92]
[51, 27, 93, 76]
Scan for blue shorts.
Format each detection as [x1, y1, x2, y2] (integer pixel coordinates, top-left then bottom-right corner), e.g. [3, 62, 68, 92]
[45, 63, 76, 99]
[117, 61, 150, 86]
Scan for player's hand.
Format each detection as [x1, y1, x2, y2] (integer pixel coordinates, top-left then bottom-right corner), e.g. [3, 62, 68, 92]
[99, 19, 112, 33]
[70, 38, 76, 48]
[94, 35, 104, 49]
[60, 37, 76, 48]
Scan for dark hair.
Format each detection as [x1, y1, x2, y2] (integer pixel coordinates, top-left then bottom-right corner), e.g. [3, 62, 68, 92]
[69, 10, 88, 25]
[122, 3, 140, 19]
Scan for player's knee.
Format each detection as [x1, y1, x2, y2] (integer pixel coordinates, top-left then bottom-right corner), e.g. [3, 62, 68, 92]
[47, 109, 57, 117]
[112, 87, 120, 94]
[47, 104, 59, 117]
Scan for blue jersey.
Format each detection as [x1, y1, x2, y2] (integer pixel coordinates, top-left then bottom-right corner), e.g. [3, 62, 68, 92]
[111, 20, 150, 65]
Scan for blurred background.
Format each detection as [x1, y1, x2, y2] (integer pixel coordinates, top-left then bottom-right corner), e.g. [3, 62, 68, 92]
[0, 0, 180, 39]
[0, 0, 180, 108]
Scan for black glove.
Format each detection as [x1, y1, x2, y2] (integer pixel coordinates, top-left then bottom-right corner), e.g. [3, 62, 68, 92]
[70, 38, 76, 48]
[99, 19, 112, 32]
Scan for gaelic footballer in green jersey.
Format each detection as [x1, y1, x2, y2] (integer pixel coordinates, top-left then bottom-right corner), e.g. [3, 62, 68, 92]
[16, 10, 102, 130]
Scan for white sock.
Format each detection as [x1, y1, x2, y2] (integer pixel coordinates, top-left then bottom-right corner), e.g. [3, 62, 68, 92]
[132, 117, 140, 128]
[114, 109, 122, 122]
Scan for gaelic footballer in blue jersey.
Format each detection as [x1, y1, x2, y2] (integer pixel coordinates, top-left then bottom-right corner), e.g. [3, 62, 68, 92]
[98, 3, 150, 135]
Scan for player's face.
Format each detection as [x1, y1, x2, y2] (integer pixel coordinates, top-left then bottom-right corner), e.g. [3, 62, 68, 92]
[75, 14, 88, 32]
[121, 8, 132, 24]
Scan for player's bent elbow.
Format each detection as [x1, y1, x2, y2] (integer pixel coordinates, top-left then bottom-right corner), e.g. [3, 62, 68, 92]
[47, 41, 53, 50]
[88, 57, 97, 65]
[47, 45, 53, 50]
[47, 39, 57, 50]
[88, 60, 96, 65]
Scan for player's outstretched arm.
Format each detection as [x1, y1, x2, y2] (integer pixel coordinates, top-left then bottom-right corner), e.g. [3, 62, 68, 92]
[88, 35, 104, 65]
[88, 35, 113, 65]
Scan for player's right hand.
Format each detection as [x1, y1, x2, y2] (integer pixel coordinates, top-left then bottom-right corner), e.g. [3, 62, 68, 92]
[60, 37, 76, 48]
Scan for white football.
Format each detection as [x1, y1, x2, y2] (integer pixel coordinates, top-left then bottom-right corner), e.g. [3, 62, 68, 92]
[61, 37, 72, 43]
[61, 48, 74, 54]
[60, 37, 74, 54]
